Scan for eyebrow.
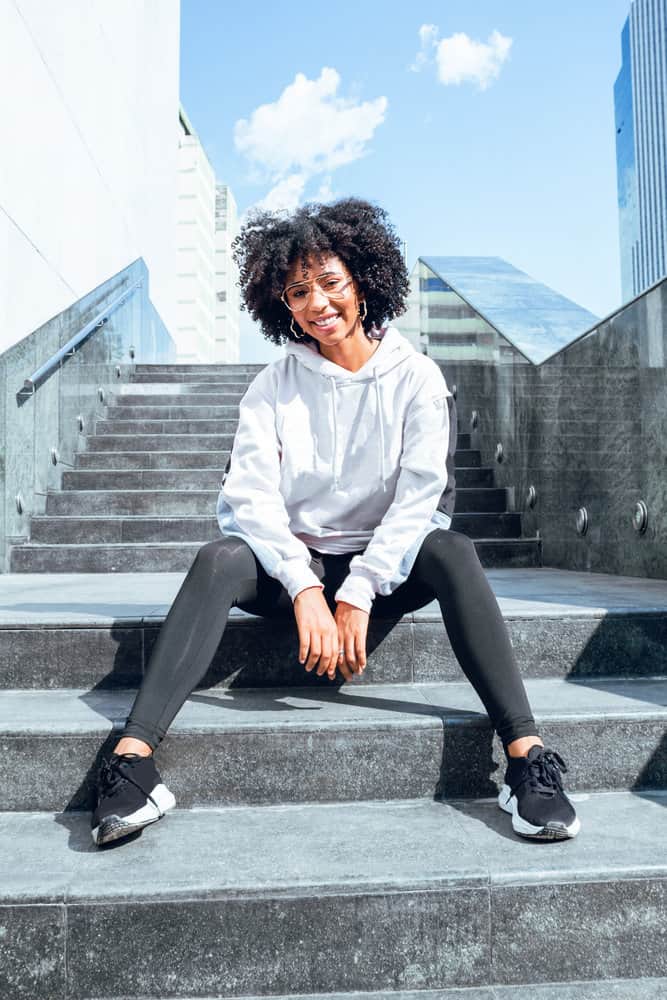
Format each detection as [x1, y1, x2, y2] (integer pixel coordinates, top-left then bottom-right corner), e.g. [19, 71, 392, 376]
[285, 270, 344, 290]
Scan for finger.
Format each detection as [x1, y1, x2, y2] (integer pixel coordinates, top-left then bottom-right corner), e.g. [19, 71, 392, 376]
[326, 632, 341, 677]
[329, 635, 344, 680]
[298, 629, 310, 666]
[355, 633, 367, 672]
[316, 635, 333, 676]
[305, 640, 321, 673]
[345, 637, 358, 673]
[335, 652, 353, 682]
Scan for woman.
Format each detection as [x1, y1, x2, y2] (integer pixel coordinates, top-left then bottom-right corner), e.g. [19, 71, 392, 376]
[91, 197, 580, 846]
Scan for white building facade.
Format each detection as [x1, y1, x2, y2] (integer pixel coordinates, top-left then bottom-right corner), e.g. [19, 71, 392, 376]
[175, 107, 217, 362]
[0, 0, 180, 353]
[214, 184, 240, 362]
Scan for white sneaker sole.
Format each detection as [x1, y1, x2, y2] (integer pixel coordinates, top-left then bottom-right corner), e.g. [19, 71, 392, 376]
[498, 783, 581, 840]
[92, 783, 176, 845]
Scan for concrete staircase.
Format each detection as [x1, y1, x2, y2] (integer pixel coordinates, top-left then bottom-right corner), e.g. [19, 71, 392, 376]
[9, 363, 541, 572]
[1, 363, 666, 998]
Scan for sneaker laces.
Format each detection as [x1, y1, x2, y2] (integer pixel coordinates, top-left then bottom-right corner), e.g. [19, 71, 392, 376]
[520, 749, 568, 798]
[98, 752, 158, 807]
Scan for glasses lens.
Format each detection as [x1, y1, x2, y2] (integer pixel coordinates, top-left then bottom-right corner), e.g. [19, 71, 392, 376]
[285, 284, 310, 311]
[283, 275, 350, 311]
[320, 275, 348, 298]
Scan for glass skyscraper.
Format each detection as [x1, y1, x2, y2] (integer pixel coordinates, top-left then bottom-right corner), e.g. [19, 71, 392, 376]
[614, 0, 667, 302]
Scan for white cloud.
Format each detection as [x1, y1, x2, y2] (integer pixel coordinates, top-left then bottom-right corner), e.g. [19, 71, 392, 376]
[253, 174, 307, 214]
[412, 25, 512, 90]
[234, 68, 387, 210]
[410, 23, 439, 72]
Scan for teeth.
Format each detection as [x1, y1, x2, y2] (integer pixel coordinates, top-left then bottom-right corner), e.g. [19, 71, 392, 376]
[313, 315, 339, 327]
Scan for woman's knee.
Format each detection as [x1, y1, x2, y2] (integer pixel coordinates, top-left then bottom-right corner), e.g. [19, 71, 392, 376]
[418, 528, 478, 574]
[192, 535, 256, 577]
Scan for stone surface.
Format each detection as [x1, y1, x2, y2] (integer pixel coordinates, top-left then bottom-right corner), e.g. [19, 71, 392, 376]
[0, 904, 66, 999]
[84, 982, 667, 1000]
[10, 536, 541, 573]
[494, 982, 667, 999]
[1, 680, 665, 810]
[491, 879, 667, 984]
[442, 277, 667, 579]
[0, 626, 144, 689]
[1, 570, 666, 696]
[0, 795, 666, 997]
[66, 889, 489, 997]
[75, 449, 232, 469]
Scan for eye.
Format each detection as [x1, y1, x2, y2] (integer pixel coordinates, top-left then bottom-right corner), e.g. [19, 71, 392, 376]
[291, 287, 307, 299]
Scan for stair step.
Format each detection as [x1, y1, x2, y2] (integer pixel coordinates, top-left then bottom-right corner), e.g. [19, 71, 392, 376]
[91, 417, 472, 447]
[472, 538, 541, 568]
[81, 982, 667, 1000]
[134, 363, 264, 373]
[121, 384, 248, 398]
[3, 571, 665, 688]
[1, 678, 665, 810]
[113, 391, 256, 404]
[29, 511, 520, 544]
[131, 371, 255, 384]
[41, 487, 508, 517]
[10, 535, 533, 573]
[453, 449, 480, 467]
[106, 404, 240, 418]
[1, 793, 665, 996]
[71, 453, 490, 481]
[80, 982, 667, 1000]
[94, 418, 240, 434]
[59, 466, 490, 493]
[74, 450, 233, 470]
[82, 433, 238, 451]
[5, 588, 667, 688]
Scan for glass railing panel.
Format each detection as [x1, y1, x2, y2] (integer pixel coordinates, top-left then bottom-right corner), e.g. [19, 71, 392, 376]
[0, 258, 176, 570]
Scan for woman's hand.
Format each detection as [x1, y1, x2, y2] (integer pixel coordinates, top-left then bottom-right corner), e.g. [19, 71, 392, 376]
[294, 587, 340, 677]
[334, 601, 369, 680]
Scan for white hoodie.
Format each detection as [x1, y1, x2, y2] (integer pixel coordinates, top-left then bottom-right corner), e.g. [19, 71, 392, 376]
[216, 326, 452, 613]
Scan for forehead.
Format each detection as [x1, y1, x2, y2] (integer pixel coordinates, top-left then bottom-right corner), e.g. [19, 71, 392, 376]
[284, 253, 346, 284]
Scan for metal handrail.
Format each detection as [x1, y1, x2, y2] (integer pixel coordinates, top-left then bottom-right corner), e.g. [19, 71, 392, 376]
[21, 278, 143, 393]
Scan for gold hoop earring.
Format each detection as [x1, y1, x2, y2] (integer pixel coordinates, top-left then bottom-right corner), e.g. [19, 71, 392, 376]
[290, 318, 305, 340]
[359, 301, 368, 322]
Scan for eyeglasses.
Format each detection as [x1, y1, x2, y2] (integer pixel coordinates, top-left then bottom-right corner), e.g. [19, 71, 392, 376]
[280, 272, 354, 312]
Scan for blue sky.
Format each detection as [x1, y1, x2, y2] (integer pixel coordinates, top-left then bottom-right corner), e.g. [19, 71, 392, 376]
[180, 0, 633, 361]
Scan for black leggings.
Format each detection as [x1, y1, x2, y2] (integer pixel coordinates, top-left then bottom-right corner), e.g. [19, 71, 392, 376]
[121, 529, 539, 754]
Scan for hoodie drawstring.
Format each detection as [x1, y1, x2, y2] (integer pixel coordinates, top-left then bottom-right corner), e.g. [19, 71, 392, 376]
[374, 368, 387, 492]
[329, 372, 387, 493]
[329, 376, 339, 489]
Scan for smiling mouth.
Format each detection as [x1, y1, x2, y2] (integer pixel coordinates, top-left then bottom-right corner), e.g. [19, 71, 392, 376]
[311, 313, 340, 329]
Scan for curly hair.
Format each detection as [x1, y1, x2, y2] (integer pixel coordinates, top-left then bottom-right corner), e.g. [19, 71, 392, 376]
[231, 197, 410, 346]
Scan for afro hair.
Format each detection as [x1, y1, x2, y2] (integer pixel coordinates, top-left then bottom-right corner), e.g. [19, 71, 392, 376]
[231, 197, 410, 346]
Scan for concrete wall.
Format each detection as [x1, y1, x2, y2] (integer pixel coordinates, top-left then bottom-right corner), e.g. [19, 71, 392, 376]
[439, 276, 667, 578]
[0, 0, 180, 353]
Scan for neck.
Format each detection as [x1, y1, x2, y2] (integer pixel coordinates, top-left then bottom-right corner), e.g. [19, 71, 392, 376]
[318, 322, 380, 372]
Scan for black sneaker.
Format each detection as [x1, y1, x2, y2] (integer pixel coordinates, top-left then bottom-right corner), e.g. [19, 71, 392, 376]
[498, 745, 581, 840]
[91, 752, 176, 846]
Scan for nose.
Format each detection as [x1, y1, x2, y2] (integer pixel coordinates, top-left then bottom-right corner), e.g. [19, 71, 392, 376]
[309, 284, 330, 310]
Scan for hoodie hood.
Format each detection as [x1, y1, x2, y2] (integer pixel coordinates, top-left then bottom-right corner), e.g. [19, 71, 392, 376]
[284, 327, 414, 491]
[284, 325, 415, 380]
